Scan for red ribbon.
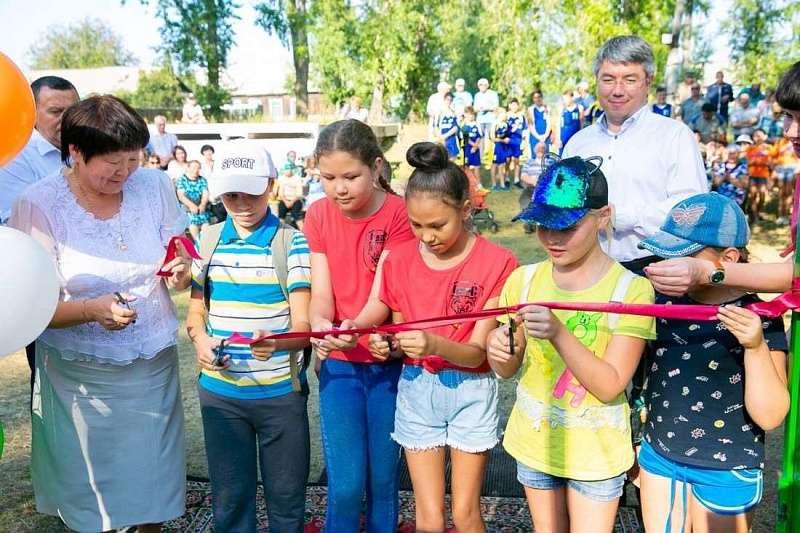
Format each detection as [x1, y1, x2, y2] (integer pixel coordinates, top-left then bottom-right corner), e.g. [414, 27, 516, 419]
[156, 236, 203, 277]
[228, 291, 800, 345]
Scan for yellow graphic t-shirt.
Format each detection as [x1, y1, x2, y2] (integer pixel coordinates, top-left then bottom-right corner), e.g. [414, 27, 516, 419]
[499, 261, 656, 480]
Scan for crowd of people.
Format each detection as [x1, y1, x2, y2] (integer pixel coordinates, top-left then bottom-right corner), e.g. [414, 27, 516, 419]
[1, 33, 800, 533]
[427, 69, 800, 228]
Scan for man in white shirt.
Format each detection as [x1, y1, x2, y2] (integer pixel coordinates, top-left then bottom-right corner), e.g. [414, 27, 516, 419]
[473, 78, 500, 161]
[427, 82, 450, 139]
[562, 35, 707, 273]
[0, 75, 78, 398]
[0, 76, 78, 224]
[149, 115, 179, 169]
[452, 78, 473, 117]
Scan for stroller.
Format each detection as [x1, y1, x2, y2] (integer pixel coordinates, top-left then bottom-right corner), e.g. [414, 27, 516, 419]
[472, 188, 499, 234]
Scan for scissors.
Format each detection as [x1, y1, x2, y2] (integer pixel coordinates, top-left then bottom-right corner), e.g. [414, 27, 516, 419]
[212, 339, 228, 368]
[113, 292, 136, 324]
[507, 311, 516, 357]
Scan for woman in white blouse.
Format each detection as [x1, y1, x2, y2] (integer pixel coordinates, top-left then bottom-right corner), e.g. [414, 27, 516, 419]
[9, 95, 192, 533]
[166, 144, 189, 182]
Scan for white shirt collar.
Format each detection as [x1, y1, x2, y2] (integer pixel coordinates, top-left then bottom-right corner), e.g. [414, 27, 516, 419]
[599, 103, 650, 136]
[31, 129, 60, 157]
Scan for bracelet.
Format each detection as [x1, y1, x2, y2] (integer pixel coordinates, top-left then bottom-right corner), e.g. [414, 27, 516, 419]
[81, 299, 90, 323]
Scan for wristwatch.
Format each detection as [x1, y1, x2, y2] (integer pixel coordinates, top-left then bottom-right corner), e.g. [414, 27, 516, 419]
[709, 258, 726, 285]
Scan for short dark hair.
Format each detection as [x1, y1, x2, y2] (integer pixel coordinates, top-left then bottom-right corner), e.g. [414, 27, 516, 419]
[314, 119, 392, 193]
[405, 142, 470, 209]
[60, 95, 149, 164]
[776, 61, 800, 112]
[509, 97, 519, 105]
[701, 103, 714, 113]
[463, 106, 476, 115]
[31, 76, 77, 103]
[200, 144, 214, 154]
[656, 86, 666, 93]
[173, 145, 187, 157]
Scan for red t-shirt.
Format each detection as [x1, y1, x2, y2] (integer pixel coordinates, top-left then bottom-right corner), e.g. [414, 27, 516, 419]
[380, 236, 518, 373]
[304, 193, 415, 363]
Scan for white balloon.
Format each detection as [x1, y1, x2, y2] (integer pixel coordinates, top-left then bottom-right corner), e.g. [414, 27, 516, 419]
[0, 227, 59, 357]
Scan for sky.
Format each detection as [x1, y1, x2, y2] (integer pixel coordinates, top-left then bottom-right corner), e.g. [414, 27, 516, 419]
[0, 0, 735, 86]
[0, 0, 292, 78]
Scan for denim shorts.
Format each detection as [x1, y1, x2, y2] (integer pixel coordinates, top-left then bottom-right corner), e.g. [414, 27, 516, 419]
[516, 462, 626, 502]
[776, 165, 797, 181]
[392, 365, 498, 453]
[639, 439, 762, 515]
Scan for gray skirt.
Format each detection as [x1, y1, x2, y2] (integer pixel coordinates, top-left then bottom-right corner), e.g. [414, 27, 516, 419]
[32, 342, 186, 532]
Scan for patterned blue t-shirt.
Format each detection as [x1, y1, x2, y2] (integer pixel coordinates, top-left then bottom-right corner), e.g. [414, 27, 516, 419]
[645, 293, 787, 470]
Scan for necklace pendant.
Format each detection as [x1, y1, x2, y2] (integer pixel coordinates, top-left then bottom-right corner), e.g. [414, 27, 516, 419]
[118, 238, 128, 251]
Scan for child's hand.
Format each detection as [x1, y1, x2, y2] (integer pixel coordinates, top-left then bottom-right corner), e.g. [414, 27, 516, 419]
[716, 305, 765, 350]
[310, 319, 334, 360]
[192, 332, 229, 371]
[323, 319, 359, 351]
[395, 330, 434, 359]
[487, 324, 520, 364]
[250, 330, 277, 361]
[368, 333, 394, 361]
[519, 305, 562, 340]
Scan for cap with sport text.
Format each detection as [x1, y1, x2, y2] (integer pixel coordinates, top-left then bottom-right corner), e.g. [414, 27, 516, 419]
[209, 141, 277, 198]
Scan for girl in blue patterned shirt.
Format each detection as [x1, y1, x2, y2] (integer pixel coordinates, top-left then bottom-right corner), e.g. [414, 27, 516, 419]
[176, 160, 210, 240]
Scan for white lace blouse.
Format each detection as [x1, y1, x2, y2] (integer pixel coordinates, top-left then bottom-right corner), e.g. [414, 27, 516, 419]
[9, 167, 188, 365]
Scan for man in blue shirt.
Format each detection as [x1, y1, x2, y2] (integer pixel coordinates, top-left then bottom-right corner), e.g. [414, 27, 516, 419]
[707, 70, 734, 125]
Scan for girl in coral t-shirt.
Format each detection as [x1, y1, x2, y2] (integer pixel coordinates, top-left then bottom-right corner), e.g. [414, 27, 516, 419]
[304, 119, 415, 532]
[350, 142, 517, 532]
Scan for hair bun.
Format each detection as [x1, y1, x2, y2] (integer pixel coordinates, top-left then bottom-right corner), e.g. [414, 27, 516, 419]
[406, 142, 449, 172]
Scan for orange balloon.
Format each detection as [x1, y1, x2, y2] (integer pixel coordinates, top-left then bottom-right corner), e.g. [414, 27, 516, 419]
[0, 52, 35, 168]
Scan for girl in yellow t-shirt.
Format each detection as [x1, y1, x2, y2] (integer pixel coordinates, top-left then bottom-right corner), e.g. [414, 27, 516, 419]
[487, 155, 656, 533]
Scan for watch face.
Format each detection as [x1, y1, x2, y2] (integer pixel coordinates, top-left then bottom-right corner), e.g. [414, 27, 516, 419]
[710, 270, 725, 284]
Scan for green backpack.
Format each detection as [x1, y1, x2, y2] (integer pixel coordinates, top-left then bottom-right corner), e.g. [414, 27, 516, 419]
[197, 221, 309, 392]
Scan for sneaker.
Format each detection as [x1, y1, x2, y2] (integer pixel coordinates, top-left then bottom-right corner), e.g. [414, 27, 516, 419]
[514, 181, 524, 189]
[491, 185, 501, 192]
[776, 216, 787, 225]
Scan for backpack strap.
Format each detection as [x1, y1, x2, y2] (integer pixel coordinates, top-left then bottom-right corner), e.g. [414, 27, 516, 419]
[198, 222, 225, 312]
[519, 262, 541, 304]
[608, 268, 636, 331]
[270, 222, 308, 393]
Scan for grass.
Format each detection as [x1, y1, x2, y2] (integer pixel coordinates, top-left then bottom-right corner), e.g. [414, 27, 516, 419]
[0, 125, 792, 530]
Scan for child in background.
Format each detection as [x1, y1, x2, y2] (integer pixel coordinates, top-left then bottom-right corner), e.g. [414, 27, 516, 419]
[185, 142, 311, 533]
[438, 93, 460, 160]
[348, 142, 517, 533]
[277, 163, 306, 229]
[491, 107, 510, 191]
[305, 119, 416, 532]
[518, 142, 546, 234]
[715, 146, 748, 207]
[772, 136, 798, 225]
[559, 91, 583, 155]
[506, 98, 527, 189]
[652, 87, 673, 118]
[487, 156, 655, 532]
[745, 128, 772, 224]
[527, 90, 552, 155]
[462, 106, 483, 193]
[637, 193, 788, 532]
[175, 160, 210, 241]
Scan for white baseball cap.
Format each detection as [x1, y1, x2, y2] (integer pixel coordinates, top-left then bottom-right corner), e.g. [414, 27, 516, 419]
[209, 141, 277, 198]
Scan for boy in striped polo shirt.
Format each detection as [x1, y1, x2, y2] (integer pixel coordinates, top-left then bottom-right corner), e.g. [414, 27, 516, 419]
[186, 141, 312, 532]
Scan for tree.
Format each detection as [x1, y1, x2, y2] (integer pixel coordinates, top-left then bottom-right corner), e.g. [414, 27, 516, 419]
[27, 18, 135, 69]
[724, 0, 795, 86]
[116, 59, 186, 116]
[255, 0, 311, 118]
[144, 0, 240, 118]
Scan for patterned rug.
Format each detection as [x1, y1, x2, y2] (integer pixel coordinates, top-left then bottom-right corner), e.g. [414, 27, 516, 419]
[163, 479, 643, 532]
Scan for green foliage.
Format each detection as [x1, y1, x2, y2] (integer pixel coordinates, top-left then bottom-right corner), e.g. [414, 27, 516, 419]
[27, 17, 135, 69]
[116, 60, 185, 112]
[724, 0, 797, 86]
[144, 0, 240, 117]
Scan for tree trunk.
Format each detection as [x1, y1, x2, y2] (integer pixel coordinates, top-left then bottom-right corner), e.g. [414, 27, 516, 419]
[205, 0, 222, 118]
[288, 0, 309, 118]
[368, 72, 385, 124]
[664, 0, 686, 99]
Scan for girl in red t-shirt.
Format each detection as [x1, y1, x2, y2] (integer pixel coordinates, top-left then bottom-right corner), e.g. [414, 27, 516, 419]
[350, 142, 518, 532]
[304, 119, 415, 531]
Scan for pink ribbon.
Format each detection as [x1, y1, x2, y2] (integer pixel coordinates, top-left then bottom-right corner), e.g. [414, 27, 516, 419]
[156, 236, 203, 277]
[228, 291, 800, 345]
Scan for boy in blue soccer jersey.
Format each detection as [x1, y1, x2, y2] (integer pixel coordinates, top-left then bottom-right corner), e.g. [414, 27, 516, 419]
[438, 92, 460, 160]
[652, 86, 673, 118]
[506, 98, 527, 188]
[491, 107, 510, 190]
[462, 106, 484, 191]
[559, 90, 583, 154]
[186, 141, 312, 533]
